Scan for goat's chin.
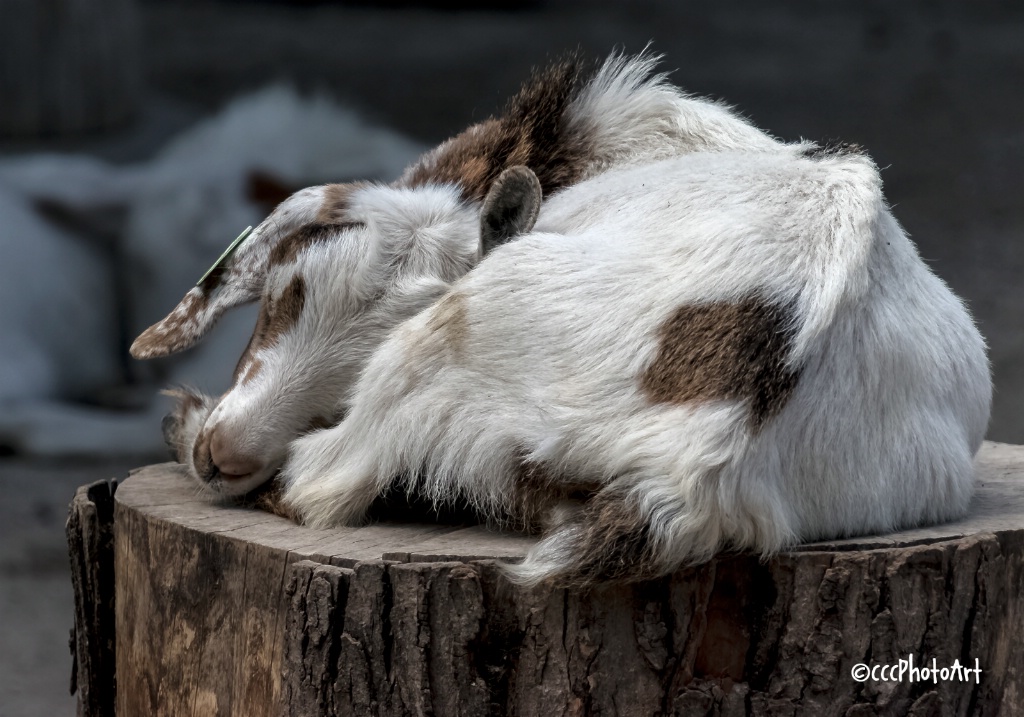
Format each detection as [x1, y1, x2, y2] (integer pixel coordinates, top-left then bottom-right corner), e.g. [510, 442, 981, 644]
[194, 468, 277, 499]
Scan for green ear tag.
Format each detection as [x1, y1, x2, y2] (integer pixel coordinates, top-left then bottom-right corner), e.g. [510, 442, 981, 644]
[196, 226, 254, 286]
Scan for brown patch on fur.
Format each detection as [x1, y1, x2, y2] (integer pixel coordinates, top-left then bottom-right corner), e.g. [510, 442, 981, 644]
[184, 288, 210, 314]
[238, 357, 264, 386]
[302, 414, 340, 434]
[425, 291, 469, 357]
[556, 490, 658, 585]
[229, 275, 306, 386]
[230, 297, 271, 384]
[508, 459, 554, 532]
[131, 289, 211, 359]
[508, 456, 601, 533]
[455, 153, 493, 196]
[261, 275, 307, 349]
[129, 326, 169, 361]
[197, 268, 225, 297]
[640, 296, 801, 430]
[268, 222, 363, 268]
[248, 479, 302, 522]
[403, 56, 595, 201]
[317, 183, 364, 224]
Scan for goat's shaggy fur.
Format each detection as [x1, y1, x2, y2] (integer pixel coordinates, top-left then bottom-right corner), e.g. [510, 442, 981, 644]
[279, 152, 990, 584]
[131, 53, 991, 585]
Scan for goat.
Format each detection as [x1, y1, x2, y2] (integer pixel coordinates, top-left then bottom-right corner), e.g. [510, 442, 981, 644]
[277, 151, 990, 585]
[131, 55, 991, 585]
[131, 53, 784, 495]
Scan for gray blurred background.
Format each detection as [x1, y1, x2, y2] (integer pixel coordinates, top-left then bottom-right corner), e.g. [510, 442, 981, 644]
[1, 1, 1021, 714]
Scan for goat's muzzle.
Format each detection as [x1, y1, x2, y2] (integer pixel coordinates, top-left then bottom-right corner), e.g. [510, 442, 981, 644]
[208, 425, 264, 480]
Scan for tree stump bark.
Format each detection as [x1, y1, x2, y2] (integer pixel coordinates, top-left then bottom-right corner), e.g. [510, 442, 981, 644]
[67, 479, 118, 717]
[71, 442, 1024, 716]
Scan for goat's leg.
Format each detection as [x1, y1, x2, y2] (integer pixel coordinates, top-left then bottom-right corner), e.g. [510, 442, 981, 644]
[278, 322, 442, 526]
[279, 419, 385, 527]
[501, 475, 713, 587]
[504, 454, 790, 586]
[506, 484, 665, 586]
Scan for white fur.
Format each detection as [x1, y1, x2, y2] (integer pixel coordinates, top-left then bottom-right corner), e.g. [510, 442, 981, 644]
[280, 150, 990, 583]
[202, 184, 479, 488]
[565, 52, 781, 175]
[181, 52, 794, 491]
[152, 55, 990, 585]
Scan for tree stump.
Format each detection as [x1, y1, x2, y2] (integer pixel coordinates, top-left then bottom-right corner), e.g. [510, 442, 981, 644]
[67, 479, 118, 717]
[69, 442, 1024, 716]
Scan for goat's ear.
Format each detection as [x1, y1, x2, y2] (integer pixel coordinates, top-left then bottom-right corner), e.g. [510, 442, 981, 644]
[130, 224, 277, 359]
[480, 165, 542, 255]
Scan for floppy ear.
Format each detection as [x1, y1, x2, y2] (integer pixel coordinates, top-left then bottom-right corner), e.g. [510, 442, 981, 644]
[130, 224, 277, 359]
[479, 165, 542, 254]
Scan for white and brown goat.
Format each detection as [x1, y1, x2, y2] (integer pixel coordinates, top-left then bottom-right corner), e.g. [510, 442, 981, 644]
[131, 53, 779, 495]
[131, 55, 991, 585]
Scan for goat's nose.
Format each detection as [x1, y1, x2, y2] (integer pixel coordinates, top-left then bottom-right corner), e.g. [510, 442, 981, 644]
[208, 428, 263, 479]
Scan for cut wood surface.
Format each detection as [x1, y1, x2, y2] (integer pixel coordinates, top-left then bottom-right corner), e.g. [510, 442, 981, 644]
[105, 442, 1024, 716]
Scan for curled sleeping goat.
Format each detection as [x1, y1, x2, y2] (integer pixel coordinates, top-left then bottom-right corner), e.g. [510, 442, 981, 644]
[131, 52, 783, 494]
[278, 152, 990, 585]
[130, 56, 991, 585]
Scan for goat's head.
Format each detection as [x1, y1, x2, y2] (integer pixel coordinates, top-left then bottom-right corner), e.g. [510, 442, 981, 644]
[131, 167, 541, 496]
